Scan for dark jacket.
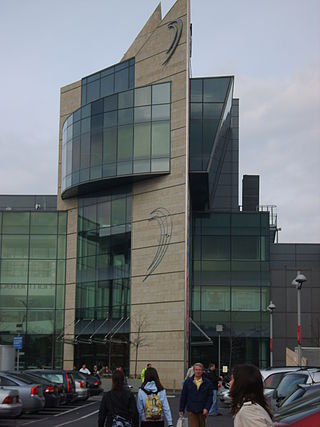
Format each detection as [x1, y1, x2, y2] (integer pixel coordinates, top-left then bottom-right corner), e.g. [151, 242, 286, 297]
[205, 370, 219, 390]
[98, 389, 139, 427]
[179, 375, 213, 414]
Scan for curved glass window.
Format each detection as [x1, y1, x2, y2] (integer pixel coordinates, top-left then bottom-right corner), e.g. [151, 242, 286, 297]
[62, 82, 171, 198]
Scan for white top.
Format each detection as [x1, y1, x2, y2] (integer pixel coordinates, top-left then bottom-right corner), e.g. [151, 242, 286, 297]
[79, 367, 91, 375]
[234, 402, 273, 427]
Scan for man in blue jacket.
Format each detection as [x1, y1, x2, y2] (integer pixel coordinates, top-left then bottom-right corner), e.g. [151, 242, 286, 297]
[179, 362, 213, 427]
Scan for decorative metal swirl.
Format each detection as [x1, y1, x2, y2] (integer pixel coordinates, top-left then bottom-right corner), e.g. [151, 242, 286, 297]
[143, 207, 173, 281]
[163, 18, 183, 65]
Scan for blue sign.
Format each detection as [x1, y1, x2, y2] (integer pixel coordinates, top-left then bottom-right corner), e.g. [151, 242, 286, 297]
[13, 336, 23, 350]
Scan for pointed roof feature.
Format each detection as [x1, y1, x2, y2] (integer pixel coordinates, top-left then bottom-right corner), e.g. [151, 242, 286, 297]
[121, 3, 162, 61]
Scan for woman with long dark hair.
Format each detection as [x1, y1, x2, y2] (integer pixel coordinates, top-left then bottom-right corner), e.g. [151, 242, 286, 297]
[137, 367, 172, 427]
[229, 364, 273, 427]
[98, 369, 139, 427]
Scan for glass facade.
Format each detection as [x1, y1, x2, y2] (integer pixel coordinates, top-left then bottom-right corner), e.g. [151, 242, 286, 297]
[0, 211, 67, 368]
[62, 82, 171, 197]
[74, 187, 131, 370]
[81, 58, 135, 106]
[189, 77, 233, 171]
[191, 212, 270, 368]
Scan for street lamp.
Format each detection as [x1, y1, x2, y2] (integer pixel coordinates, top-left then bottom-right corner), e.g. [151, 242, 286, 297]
[292, 271, 307, 366]
[267, 301, 276, 367]
[216, 324, 223, 376]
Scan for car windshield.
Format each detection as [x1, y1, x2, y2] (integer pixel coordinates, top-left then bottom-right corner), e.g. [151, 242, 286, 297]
[42, 373, 64, 383]
[264, 373, 286, 389]
[277, 373, 307, 398]
[5, 373, 34, 385]
[280, 387, 305, 407]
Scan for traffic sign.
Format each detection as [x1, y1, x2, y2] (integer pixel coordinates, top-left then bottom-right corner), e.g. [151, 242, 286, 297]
[13, 336, 23, 350]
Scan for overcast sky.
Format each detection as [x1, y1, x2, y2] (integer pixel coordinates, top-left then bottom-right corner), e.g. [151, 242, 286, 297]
[0, 0, 319, 243]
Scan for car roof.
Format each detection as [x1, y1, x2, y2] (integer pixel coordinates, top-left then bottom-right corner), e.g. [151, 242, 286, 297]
[260, 367, 300, 379]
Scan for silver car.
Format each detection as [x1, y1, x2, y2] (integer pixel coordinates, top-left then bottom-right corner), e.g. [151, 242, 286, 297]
[0, 387, 23, 418]
[67, 371, 89, 401]
[0, 372, 45, 413]
[261, 367, 301, 399]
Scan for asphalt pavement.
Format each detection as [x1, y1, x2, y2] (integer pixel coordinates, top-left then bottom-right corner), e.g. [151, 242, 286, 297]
[0, 393, 233, 427]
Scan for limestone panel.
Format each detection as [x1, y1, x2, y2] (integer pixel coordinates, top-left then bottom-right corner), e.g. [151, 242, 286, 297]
[134, 13, 188, 65]
[129, 0, 190, 380]
[59, 81, 81, 117]
[131, 301, 185, 332]
[129, 359, 184, 390]
[67, 208, 78, 235]
[131, 271, 185, 304]
[132, 184, 186, 221]
[65, 283, 76, 311]
[132, 241, 185, 278]
[135, 44, 188, 88]
[133, 156, 186, 197]
[132, 212, 185, 249]
[66, 233, 77, 260]
[171, 99, 187, 131]
[63, 343, 75, 369]
[161, 0, 189, 26]
[66, 258, 77, 285]
[171, 127, 188, 159]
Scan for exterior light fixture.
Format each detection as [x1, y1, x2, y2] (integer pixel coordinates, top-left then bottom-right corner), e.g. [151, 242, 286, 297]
[291, 271, 307, 366]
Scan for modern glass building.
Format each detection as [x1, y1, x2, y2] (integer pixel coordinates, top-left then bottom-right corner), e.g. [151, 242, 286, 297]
[0, 0, 319, 384]
[0, 197, 66, 368]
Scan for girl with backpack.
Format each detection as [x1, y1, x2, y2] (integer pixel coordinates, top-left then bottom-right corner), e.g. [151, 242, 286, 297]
[98, 370, 139, 427]
[137, 367, 173, 427]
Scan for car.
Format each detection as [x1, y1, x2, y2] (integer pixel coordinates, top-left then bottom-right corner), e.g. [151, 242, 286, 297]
[271, 369, 320, 411]
[66, 371, 89, 401]
[219, 366, 303, 406]
[26, 370, 77, 403]
[0, 387, 22, 418]
[261, 367, 301, 399]
[0, 371, 45, 413]
[274, 388, 320, 419]
[277, 383, 320, 410]
[274, 401, 320, 426]
[76, 372, 103, 396]
[7, 371, 61, 408]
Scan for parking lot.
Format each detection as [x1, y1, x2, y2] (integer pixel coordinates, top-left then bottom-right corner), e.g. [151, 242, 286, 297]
[0, 392, 233, 427]
[0, 395, 101, 427]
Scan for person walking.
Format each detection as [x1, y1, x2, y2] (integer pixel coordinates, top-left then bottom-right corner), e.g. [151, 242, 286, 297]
[205, 363, 221, 416]
[79, 363, 91, 375]
[229, 364, 273, 427]
[141, 363, 152, 383]
[98, 369, 139, 427]
[137, 367, 173, 427]
[179, 362, 213, 427]
[93, 365, 101, 380]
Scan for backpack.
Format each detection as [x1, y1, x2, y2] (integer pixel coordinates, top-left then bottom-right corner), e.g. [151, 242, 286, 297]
[112, 415, 132, 427]
[141, 387, 162, 420]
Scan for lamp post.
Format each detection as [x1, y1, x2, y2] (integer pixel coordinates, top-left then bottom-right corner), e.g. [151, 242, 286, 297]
[267, 301, 276, 367]
[15, 323, 23, 371]
[292, 271, 307, 366]
[216, 324, 223, 376]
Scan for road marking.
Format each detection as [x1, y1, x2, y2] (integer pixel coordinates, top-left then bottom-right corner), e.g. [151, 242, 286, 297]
[21, 418, 49, 426]
[167, 395, 176, 398]
[78, 409, 99, 419]
[53, 400, 97, 417]
[53, 409, 99, 426]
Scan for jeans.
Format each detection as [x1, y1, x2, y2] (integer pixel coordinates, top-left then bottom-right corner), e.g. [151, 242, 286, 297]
[209, 389, 219, 415]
